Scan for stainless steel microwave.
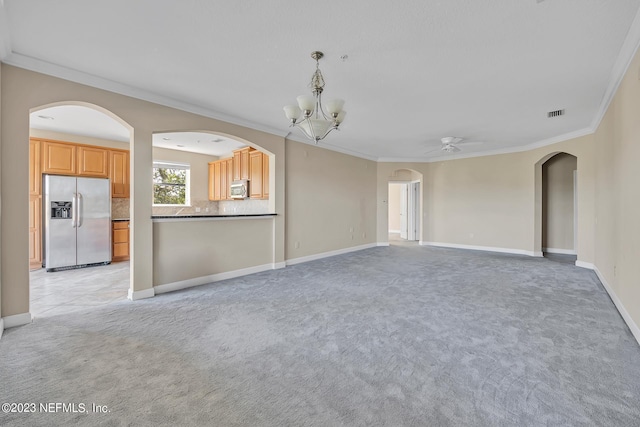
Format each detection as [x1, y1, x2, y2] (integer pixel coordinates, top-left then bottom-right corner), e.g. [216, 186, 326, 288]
[230, 180, 249, 199]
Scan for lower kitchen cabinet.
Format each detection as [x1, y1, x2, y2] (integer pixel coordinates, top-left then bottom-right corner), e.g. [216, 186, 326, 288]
[112, 221, 130, 262]
[29, 195, 42, 270]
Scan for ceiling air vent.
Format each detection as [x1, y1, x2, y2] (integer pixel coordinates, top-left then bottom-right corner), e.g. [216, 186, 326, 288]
[547, 109, 565, 118]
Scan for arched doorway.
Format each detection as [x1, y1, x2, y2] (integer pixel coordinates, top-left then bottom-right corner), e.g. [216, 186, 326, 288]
[29, 102, 133, 317]
[534, 152, 578, 262]
[388, 169, 423, 245]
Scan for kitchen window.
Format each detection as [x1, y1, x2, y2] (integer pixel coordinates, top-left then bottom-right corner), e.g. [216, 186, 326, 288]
[153, 162, 190, 206]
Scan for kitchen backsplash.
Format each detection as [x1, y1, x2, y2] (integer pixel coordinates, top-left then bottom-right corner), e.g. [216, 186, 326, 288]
[152, 199, 219, 216]
[218, 199, 269, 214]
[112, 198, 269, 217]
[112, 198, 130, 219]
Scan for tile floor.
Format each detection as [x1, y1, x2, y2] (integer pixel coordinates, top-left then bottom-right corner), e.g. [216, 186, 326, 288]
[30, 261, 130, 318]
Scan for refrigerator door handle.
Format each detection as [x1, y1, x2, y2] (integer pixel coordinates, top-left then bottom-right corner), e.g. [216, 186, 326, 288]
[72, 193, 77, 228]
[77, 192, 83, 228]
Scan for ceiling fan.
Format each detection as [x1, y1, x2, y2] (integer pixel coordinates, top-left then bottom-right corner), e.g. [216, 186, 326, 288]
[425, 137, 483, 154]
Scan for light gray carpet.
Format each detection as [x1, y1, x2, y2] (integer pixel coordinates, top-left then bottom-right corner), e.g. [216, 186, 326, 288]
[1, 245, 639, 426]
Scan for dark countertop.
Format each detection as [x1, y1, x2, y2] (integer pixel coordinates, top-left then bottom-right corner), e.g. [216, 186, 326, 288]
[151, 213, 277, 219]
[112, 218, 130, 222]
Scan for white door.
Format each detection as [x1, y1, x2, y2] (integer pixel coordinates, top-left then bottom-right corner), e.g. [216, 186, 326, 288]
[407, 181, 420, 241]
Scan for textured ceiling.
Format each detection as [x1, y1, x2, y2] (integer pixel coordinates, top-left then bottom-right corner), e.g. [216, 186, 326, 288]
[3, 0, 640, 161]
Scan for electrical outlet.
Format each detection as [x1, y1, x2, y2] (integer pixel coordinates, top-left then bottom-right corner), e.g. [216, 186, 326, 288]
[362, 232, 366, 238]
[294, 242, 300, 249]
[195, 207, 201, 213]
[469, 233, 474, 239]
[349, 227, 354, 233]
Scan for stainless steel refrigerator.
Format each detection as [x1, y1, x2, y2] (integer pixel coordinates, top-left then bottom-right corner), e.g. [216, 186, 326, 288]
[43, 175, 111, 272]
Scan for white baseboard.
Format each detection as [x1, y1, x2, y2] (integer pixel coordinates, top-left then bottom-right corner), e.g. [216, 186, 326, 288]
[421, 241, 538, 257]
[127, 288, 155, 301]
[589, 265, 640, 347]
[0, 318, 3, 340]
[533, 251, 544, 257]
[575, 260, 595, 269]
[154, 263, 276, 295]
[388, 229, 400, 234]
[543, 247, 577, 255]
[2, 312, 33, 329]
[286, 243, 378, 266]
[377, 242, 390, 247]
[273, 262, 286, 269]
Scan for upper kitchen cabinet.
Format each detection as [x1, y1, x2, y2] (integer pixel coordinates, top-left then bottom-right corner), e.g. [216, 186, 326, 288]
[77, 145, 109, 178]
[110, 149, 130, 198]
[262, 153, 270, 199]
[42, 140, 77, 175]
[233, 147, 254, 181]
[249, 150, 263, 199]
[42, 139, 111, 178]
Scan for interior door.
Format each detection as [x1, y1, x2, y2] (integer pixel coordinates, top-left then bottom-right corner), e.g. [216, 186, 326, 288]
[407, 181, 420, 241]
[76, 177, 111, 265]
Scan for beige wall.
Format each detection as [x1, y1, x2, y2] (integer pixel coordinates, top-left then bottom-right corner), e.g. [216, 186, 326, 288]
[388, 183, 402, 232]
[285, 139, 377, 259]
[377, 134, 595, 260]
[542, 153, 577, 251]
[153, 218, 273, 286]
[29, 128, 129, 150]
[592, 44, 640, 331]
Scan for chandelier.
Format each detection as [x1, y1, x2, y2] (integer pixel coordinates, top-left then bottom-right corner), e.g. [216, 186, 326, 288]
[283, 51, 346, 143]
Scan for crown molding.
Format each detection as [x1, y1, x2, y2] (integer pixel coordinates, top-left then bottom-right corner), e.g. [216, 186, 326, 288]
[2, 52, 289, 139]
[590, 5, 640, 131]
[378, 127, 594, 163]
[284, 132, 379, 162]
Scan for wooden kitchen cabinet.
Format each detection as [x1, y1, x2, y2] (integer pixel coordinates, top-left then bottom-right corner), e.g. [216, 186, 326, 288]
[112, 221, 130, 262]
[110, 149, 129, 198]
[77, 145, 109, 177]
[262, 153, 270, 199]
[232, 147, 254, 181]
[209, 157, 234, 201]
[42, 140, 77, 175]
[29, 139, 41, 195]
[29, 195, 42, 269]
[208, 162, 216, 200]
[220, 159, 228, 201]
[225, 158, 233, 200]
[232, 150, 241, 181]
[249, 150, 263, 199]
[213, 161, 222, 200]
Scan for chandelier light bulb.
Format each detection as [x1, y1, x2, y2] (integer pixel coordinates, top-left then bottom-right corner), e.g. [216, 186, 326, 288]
[283, 105, 302, 122]
[284, 51, 346, 143]
[325, 99, 345, 116]
[296, 95, 316, 115]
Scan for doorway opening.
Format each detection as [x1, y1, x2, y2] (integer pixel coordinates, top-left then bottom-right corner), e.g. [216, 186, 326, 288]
[29, 103, 132, 318]
[388, 168, 422, 245]
[540, 152, 577, 263]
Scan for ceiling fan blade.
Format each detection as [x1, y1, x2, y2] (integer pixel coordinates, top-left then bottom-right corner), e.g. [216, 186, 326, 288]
[424, 147, 442, 154]
[449, 145, 461, 153]
[455, 140, 484, 146]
